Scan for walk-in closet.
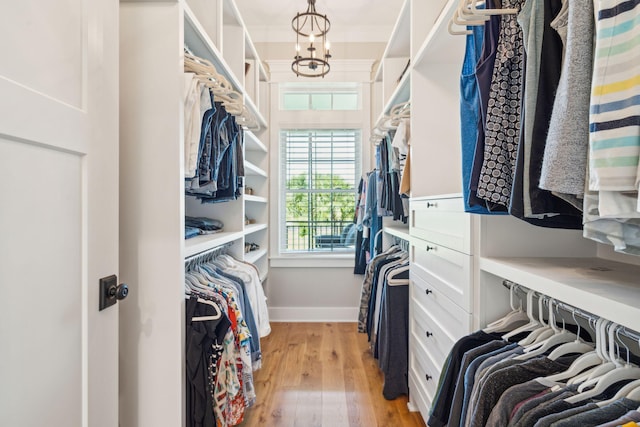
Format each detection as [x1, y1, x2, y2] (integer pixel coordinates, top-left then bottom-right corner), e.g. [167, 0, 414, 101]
[2, 0, 640, 426]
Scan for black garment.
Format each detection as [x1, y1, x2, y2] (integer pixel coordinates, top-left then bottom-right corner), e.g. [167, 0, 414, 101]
[468, 355, 578, 427]
[507, 0, 582, 228]
[448, 340, 513, 427]
[427, 330, 502, 427]
[366, 256, 400, 341]
[509, 385, 572, 426]
[486, 378, 553, 426]
[528, 0, 577, 216]
[185, 296, 231, 427]
[378, 272, 409, 400]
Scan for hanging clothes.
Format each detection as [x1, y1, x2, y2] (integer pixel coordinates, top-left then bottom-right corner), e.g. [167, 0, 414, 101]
[357, 244, 410, 400]
[184, 252, 270, 427]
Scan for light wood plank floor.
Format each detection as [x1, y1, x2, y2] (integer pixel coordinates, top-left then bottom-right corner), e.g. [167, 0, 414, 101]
[240, 322, 427, 427]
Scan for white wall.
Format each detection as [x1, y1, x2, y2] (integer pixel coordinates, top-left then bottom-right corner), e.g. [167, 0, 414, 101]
[266, 267, 363, 321]
[266, 59, 375, 322]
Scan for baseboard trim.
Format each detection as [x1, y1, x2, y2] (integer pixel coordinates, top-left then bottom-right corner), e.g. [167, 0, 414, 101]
[268, 307, 359, 322]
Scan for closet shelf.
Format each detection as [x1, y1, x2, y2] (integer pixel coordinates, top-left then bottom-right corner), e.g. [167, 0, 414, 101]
[245, 161, 267, 178]
[244, 223, 267, 235]
[244, 130, 267, 153]
[244, 248, 267, 264]
[383, 223, 411, 242]
[376, 69, 411, 127]
[479, 256, 640, 331]
[185, 230, 244, 258]
[183, 1, 266, 131]
[372, 0, 410, 83]
[244, 194, 267, 203]
[413, 0, 462, 68]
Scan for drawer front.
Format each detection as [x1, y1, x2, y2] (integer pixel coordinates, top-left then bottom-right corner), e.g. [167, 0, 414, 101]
[411, 273, 473, 341]
[409, 332, 439, 406]
[411, 240, 473, 311]
[409, 370, 431, 422]
[411, 299, 455, 372]
[410, 197, 472, 254]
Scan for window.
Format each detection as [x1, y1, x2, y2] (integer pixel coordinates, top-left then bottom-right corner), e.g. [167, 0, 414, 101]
[280, 82, 360, 111]
[280, 129, 361, 253]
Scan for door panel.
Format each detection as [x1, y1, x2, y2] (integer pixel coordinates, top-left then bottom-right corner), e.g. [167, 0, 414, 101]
[0, 0, 119, 426]
[0, 0, 83, 107]
[0, 138, 83, 427]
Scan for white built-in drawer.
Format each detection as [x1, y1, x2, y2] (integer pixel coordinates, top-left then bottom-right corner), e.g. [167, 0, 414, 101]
[411, 272, 473, 341]
[410, 332, 439, 406]
[411, 298, 455, 371]
[410, 197, 472, 254]
[409, 370, 431, 422]
[411, 239, 473, 311]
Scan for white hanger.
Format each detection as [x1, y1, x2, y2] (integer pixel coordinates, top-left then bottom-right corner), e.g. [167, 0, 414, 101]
[545, 318, 605, 382]
[566, 324, 640, 404]
[547, 309, 595, 360]
[387, 264, 410, 286]
[502, 290, 541, 340]
[568, 319, 614, 385]
[192, 297, 222, 322]
[515, 300, 578, 361]
[625, 385, 640, 401]
[596, 378, 640, 407]
[518, 295, 551, 346]
[483, 284, 529, 333]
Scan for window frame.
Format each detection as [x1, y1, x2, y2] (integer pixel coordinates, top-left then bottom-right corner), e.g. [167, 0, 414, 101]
[278, 128, 362, 257]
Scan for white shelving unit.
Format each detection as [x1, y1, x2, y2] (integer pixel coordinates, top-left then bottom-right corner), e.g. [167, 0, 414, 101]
[119, 1, 269, 425]
[372, 0, 411, 129]
[379, 1, 640, 424]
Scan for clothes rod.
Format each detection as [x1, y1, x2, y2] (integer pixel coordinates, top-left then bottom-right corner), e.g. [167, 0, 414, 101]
[501, 280, 640, 343]
[184, 241, 234, 265]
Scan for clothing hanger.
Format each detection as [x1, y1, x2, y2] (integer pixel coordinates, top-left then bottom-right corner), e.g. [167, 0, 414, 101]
[565, 324, 640, 404]
[596, 379, 640, 407]
[192, 297, 222, 321]
[546, 309, 594, 361]
[514, 300, 578, 361]
[502, 290, 541, 341]
[387, 264, 409, 286]
[518, 295, 552, 346]
[483, 284, 529, 333]
[567, 319, 615, 385]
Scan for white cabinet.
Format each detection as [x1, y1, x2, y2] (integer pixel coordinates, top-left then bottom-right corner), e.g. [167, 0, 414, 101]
[119, 1, 269, 425]
[408, 195, 474, 420]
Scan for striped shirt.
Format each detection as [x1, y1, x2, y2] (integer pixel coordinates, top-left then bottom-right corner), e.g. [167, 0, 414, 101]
[589, 0, 640, 192]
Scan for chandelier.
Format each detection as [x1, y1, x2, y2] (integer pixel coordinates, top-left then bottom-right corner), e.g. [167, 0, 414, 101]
[291, 0, 331, 78]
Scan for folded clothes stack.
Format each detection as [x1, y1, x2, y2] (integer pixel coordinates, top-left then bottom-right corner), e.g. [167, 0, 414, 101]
[184, 216, 224, 239]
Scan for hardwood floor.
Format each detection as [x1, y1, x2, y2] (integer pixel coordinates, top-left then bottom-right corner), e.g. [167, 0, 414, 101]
[240, 322, 427, 427]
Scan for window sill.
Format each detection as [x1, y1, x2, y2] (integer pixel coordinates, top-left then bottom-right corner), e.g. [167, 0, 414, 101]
[270, 254, 355, 268]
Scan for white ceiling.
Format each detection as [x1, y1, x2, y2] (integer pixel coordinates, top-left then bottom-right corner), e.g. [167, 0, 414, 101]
[235, 0, 405, 44]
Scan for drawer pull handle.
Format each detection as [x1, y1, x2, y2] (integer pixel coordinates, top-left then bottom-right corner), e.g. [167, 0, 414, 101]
[425, 289, 433, 295]
[426, 202, 438, 208]
[425, 374, 433, 381]
[426, 331, 433, 338]
[426, 246, 436, 252]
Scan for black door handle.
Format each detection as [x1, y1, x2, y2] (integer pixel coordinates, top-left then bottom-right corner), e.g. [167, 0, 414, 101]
[99, 275, 129, 311]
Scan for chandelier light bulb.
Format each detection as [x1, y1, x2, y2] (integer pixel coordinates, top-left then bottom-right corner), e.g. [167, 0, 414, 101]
[309, 33, 315, 43]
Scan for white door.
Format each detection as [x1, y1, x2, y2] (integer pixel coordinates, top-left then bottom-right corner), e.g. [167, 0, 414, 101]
[0, 1, 120, 426]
